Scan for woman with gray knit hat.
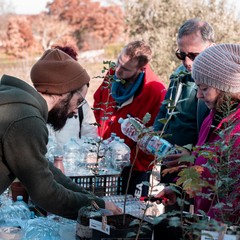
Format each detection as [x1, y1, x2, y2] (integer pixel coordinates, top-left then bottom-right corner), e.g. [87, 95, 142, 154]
[154, 43, 240, 225]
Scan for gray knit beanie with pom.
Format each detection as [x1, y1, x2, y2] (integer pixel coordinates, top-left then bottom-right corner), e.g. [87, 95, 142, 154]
[192, 44, 240, 93]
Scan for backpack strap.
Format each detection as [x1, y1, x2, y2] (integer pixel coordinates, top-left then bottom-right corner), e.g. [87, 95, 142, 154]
[78, 106, 84, 138]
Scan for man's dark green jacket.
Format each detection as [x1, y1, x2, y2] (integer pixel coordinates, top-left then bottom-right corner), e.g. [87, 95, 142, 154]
[0, 75, 104, 219]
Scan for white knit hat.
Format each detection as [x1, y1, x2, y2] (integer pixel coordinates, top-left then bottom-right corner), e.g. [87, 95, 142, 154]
[192, 44, 240, 93]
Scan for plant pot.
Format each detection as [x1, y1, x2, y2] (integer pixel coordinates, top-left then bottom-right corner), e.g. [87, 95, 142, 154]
[76, 206, 103, 240]
[91, 214, 153, 240]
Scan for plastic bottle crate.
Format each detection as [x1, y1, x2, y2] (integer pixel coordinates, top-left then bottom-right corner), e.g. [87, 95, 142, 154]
[70, 174, 122, 197]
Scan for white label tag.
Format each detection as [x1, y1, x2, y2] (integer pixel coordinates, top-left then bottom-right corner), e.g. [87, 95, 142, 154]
[201, 230, 239, 240]
[89, 219, 110, 235]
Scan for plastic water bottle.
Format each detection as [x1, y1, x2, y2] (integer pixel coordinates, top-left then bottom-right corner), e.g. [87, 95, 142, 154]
[46, 136, 58, 162]
[105, 132, 117, 143]
[105, 137, 119, 169]
[98, 140, 108, 168]
[13, 195, 31, 220]
[110, 137, 130, 171]
[104, 140, 113, 168]
[63, 137, 83, 174]
[81, 137, 98, 167]
[118, 117, 143, 142]
[119, 116, 177, 158]
[145, 135, 174, 157]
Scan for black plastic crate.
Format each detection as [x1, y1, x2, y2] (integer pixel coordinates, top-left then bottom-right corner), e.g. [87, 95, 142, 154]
[70, 174, 122, 197]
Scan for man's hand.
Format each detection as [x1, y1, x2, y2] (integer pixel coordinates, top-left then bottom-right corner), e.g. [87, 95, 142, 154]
[154, 187, 177, 205]
[105, 201, 122, 215]
[163, 148, 190, 168]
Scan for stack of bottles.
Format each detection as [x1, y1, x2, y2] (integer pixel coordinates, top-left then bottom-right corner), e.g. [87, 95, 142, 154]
[118, 116, 179, 158]
[107, 136, 131, 171]
[80, 137, 98, 167]
[46, 134, 131, 174]
[0, 192, 74, 239]
[63, 137, 84, 174]
[102, 195, 146, 218]
[0, 195, 32, 226]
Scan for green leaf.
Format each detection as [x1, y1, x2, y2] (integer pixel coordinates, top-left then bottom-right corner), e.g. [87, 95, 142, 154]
[126, 232, 137, 238]
[141, 224, 152, 231]
[129, 219, 140, 227]
[169, 217, 181, 227]
[142, 181, 150, 187]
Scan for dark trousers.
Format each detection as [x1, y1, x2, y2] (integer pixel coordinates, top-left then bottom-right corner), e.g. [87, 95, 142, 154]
[118, 165, 151, 197]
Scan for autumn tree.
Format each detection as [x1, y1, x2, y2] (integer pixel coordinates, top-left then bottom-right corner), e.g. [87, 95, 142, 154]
[124, 0, 240, 83]
[47, 0, 125, 50]
[29, 13, 74, 51]
[0, 0, 14, 48]
[4, 16, 36, 58]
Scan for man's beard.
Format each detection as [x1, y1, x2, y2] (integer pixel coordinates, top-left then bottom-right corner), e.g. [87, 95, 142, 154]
[47, 98, 75, 131]
[116, 70, 140, 83]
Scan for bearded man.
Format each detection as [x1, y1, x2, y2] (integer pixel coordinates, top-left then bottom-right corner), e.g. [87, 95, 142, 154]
[0, 49, 121, 219]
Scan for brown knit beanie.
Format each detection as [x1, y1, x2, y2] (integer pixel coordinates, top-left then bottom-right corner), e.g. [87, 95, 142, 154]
[192, 44, 240, 93]
[30, 49, 90, 94]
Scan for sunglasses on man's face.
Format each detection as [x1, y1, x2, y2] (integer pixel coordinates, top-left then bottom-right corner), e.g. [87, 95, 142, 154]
[175, 49, 200, 61]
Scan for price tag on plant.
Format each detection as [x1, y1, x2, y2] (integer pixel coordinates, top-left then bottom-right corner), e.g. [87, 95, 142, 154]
[89, 219, 110, 235]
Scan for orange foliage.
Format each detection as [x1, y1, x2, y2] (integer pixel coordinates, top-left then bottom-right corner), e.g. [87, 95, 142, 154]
[47, 0, 125, 50]
[4, 16, 36, 58]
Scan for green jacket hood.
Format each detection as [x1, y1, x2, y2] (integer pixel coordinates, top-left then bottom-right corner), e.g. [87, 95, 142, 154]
[0, 75, 48, 121]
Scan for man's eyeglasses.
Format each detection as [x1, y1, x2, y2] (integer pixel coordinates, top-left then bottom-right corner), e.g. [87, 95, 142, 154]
[76, 91, 87, 108]
[175, 49, 200, 61]
[77, 98, 87, 108]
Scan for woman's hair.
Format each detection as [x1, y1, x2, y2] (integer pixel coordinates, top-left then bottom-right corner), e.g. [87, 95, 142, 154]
[216, 91, 240, 112]
[51, 45, 78, 61]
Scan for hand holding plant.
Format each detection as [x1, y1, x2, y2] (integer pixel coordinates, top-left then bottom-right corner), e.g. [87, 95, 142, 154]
[162, 147, 191, 168]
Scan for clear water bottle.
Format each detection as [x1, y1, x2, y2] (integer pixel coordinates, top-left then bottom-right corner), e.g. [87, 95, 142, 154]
[105, 132, 117, 143]
[145, 135, 174, 157]
[118, 117, 143, 142]
[63, 137, 83, 174]
[105, 136, 119, 169]
[81, 137, 98, 168]
[104, 140, 113, 169]
[110, 137, 130, 171]
[119, 116, 177, 158]
[13, 195, 31, 220]
[45, 136, 58, 162]
[98, 140, 108, 168]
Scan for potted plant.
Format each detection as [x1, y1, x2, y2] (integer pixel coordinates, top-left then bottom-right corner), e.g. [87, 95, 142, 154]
[154, 97, 240, 239]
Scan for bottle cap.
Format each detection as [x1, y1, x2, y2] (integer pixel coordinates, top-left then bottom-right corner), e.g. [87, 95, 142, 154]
[118, 118, 124, 124]
[16, 196, 23, 201]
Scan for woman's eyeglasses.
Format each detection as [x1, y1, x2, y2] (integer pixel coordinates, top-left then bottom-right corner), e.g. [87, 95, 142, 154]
[175, 49, 200, 61]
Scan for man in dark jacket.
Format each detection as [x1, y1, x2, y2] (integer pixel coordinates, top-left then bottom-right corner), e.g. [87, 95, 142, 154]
[153, 18, 213, 207]
[0, 49, 121, 220]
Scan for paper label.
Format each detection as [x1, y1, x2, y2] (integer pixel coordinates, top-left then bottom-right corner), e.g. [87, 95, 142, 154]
[201, 230, 239, 240]
[89, 219, 110, 235]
